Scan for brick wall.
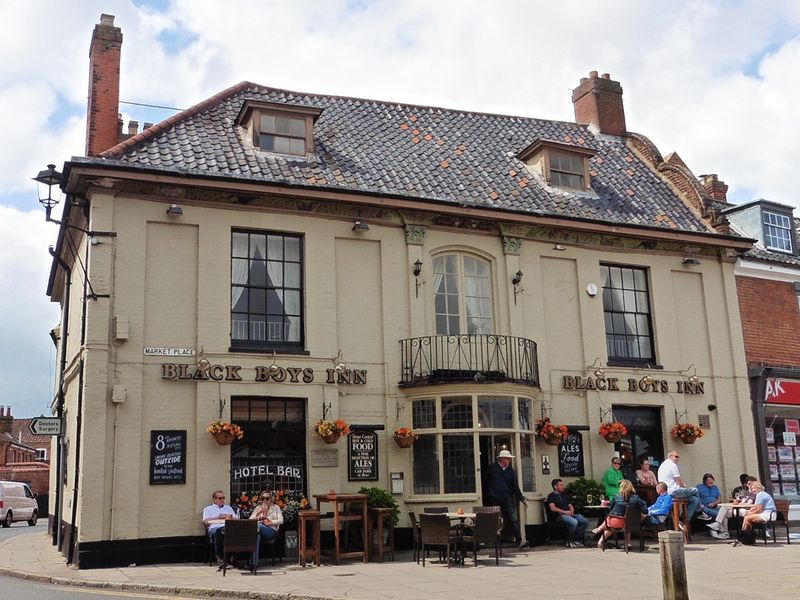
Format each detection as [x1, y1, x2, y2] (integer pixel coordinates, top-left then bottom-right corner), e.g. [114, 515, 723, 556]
[572, 71, 626, 136]
[737, 275, 800, 367]
[86, 14, 123, 156]
[0, 464, 50, 496]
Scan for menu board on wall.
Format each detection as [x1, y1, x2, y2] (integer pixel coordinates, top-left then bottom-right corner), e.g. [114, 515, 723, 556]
[149, 430, 187, 485]
[348, 431, 378, 481]
[558, 431, 585, 477]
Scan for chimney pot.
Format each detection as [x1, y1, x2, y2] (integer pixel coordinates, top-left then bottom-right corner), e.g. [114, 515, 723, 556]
[601, 73, 610, 79]
[100, 14, 115, 26]
[580, 77, 588, 84]
[699, 173, 729, 203]
[144, 122, 153, 130]
[572, 70, 627, 136]
[0, 406, 4, 417]
[128, 121, 139, 135]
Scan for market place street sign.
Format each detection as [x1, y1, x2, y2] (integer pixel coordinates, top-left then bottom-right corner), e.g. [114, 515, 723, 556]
[29, 417, 63, 436]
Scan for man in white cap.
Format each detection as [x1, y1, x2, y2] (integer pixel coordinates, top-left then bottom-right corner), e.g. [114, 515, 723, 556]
[484, 449, 527, 548]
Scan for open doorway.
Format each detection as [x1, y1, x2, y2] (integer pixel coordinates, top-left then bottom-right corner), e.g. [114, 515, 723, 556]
[611, 406, 664, 482]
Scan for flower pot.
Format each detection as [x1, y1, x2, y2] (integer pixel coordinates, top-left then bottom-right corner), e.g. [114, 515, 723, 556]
[394, 436, 415, 448]
[602, 432, 622, 444]
[680, 436, 698, 444]
[542, 435, 562, 446]
[211, 430, 235, 445]
[321, 432, 341, 444]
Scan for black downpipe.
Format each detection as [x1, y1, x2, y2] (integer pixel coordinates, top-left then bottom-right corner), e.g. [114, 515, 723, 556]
[49, 248, 71, 549]
[66, 239, 89, 565]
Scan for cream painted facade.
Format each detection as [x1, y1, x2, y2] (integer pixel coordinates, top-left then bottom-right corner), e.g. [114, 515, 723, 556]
[47, 170, 757, 566]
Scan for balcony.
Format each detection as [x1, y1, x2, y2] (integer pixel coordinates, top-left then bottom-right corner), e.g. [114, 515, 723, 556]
[399, 334, 539, 388]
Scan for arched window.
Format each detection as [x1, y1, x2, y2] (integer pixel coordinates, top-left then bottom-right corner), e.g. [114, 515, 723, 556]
[432, 254, 493, 335]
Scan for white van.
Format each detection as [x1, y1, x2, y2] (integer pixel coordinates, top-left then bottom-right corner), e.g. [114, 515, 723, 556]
[0, 481, 38, 526]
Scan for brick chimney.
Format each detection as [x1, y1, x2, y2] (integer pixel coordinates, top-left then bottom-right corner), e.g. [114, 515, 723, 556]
[86, 14, 123, 157]
[572, 71, 626, 136]
[699, 174, 729, 203]
[0, 405, 12, 435]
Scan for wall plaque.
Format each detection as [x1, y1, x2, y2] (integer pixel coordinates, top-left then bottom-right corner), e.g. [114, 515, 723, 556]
[311, 448, 338, 468]
[348, 431, 378, 481]
[150, 430, 187, 485]
[558, 431, 584, 477]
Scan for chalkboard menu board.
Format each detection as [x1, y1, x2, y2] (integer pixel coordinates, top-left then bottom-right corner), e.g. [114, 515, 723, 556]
[348, 431, 378, 481]
[558, 431, 584, 477]
[150, 430, 187, 485]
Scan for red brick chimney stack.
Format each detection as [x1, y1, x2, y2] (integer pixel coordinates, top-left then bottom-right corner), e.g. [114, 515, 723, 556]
[572, 71, 627, 136]
[699, 174, 729, 203]
[86, 14, 123, 157]
[0, 405, 12, 434]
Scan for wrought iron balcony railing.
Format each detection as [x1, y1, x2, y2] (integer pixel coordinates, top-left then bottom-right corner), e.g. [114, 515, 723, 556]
[399, 334, 539, 388]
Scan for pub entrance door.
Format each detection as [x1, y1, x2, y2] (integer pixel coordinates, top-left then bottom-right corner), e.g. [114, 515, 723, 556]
[611, 406, 664, 482]
[230, 397, 306, 507]
[478, 433, 513, 500]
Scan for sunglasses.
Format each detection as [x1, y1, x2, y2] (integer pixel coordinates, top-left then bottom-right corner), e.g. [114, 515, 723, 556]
[214, 496, 225, 500]
[261, 496, 272, 500]
[612, 462, 621, 465]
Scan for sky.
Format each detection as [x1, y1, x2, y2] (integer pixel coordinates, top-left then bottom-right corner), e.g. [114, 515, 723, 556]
[2, 0, 799, 417]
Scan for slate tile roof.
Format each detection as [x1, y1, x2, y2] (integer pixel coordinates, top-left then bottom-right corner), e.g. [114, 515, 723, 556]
[85, 82, 714, 233]
[743, 218, 800, 267]
[10, 419, 50, 451]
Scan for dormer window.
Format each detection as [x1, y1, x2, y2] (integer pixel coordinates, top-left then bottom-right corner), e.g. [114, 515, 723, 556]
[763, 210, 793, 253]
[517, 139, 595, 191]
[236, 100, 322, 157]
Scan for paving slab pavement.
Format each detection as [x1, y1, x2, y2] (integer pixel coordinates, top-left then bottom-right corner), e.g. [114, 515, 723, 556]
[1, 531, 799, 600]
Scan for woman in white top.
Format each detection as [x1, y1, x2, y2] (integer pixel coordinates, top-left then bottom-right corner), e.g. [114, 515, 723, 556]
[249, 490, 284, 565]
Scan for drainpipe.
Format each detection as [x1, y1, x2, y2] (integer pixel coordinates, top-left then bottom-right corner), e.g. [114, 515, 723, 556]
[66, 239, 89, 566]
[49, 247, 70, 551]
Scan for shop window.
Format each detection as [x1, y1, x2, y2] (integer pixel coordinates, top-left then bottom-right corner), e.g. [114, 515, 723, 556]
[411, 395, 534, 496]
[763, 210, 793, 253]
[231, 230, 304, 351]
[601, 264, 655, 365]
[433, 254, 493, 335]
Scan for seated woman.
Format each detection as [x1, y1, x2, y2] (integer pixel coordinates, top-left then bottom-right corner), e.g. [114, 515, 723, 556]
[591, 479, 646, 550]
[635, 459, 658, 486]
[250, 490, 283, 565]
[736, 480, 776, 546]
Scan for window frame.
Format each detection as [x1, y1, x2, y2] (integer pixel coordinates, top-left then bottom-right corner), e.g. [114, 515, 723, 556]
[762, 209, 794, 254]
[230, 228, 306, 353]
[432, 252, 495, 336]
[600, 263, 657, 367]
[517, 139, 594, 191]
[235, 100, 322, 157]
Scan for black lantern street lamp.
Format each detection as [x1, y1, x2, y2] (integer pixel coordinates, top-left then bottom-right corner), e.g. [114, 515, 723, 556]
[33, 163, 63, 220]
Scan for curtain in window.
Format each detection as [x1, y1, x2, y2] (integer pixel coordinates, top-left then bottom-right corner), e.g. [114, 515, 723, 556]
[231, 235, 250, 309]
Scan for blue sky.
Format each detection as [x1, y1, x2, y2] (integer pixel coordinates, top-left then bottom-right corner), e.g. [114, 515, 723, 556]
[1, 0, 800, 416]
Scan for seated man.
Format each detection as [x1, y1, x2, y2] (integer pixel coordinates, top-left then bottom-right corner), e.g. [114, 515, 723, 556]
[202, 489, 237, 566]
[657, 450, 704, 525]
[645, 482, 673, 525]
[697, 473, 722, 519]
[546, 478, 590, 547]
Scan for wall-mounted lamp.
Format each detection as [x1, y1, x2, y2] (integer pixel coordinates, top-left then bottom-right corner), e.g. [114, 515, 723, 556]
[267, 351, 281, 376]
[707, 404, 717, 412]
[684, 363, 699, 384]
[333, 349, 346, 374]
[553, 244, 567, 251]
[166, 203, 184, 216]
[682, 257, 701, 266]
[413, 259, 425, 298]
[512, 270, 524, 305]
[352, 220, 369, 232]
[586, 357, 605, 378]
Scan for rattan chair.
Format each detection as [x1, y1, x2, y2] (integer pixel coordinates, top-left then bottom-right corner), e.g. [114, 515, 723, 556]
[222, 519, 258, 576]
[543, 503, 570, 546]
[753, 499, 791, 544]
[409, 511, 422, 563]
[461, 511, 501, 566]
[419, 513, 459, 568]
[604, 505, 645, 553]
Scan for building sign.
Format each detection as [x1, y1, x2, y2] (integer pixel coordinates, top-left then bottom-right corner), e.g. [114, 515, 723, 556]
[562, 375, 704, 394]
[149, 430, 186, 485]
[231, 464, 303, 480]
[161, 363, 367, 384]
[348, 431, 378, 481]
[311, 448, 339, 468]
[766, 379, 800, 405]
[558, 431, 584, 477]
[145, 347, 196, 356]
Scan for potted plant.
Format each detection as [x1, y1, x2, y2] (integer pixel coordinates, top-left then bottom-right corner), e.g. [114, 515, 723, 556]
[232, 491, 257, 518]
[671, 422, 704, 444]
[598, 421, 628, 443]
[535, 417, 569, 446]
[564, 478, 606, 512]
[313, 418, 350, 443]
[393, 427, 418, 448]
[206, 419, 244, 445]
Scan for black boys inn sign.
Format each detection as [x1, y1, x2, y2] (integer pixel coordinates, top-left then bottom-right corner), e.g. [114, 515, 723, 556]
[161, 362, 368, 384]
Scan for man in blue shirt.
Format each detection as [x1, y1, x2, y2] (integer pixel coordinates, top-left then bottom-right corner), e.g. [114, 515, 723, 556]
[546, 478, 589, 547]
[697, 473, 722, 519]
[645, 482, 674, 525]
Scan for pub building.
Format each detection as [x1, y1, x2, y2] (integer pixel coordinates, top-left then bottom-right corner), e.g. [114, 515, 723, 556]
[41, 15, 759, 568]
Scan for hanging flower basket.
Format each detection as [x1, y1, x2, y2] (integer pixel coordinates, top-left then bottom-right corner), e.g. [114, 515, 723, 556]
[671, 422, 704, 444]
[313, 419, 350, 443]
[206, 420, 244, 445]
[393, 427, 418, 448]
[598, 421, 628, 444]
[535, 418, 569, 446]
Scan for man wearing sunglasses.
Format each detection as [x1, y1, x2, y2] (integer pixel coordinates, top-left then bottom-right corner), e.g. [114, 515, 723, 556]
[657, 451, 703, 528]
[202, 490, 237, 566]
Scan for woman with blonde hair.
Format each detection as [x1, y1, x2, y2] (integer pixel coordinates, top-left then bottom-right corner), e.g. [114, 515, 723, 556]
[735, 480, 776, 546]
[591, 479, 646, 550]
[249, 490, 284, 565]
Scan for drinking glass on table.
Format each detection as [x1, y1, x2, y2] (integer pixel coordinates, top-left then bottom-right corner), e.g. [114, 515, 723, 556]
[586, 494, 593, 505]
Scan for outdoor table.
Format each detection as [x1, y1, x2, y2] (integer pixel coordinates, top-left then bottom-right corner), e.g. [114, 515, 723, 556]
[583, 505, 610, 527]
[444, 512, 476, 565]
[719, 502, 754, 537]
[368, 507, 395, 562]
[314, 493, 368, 564]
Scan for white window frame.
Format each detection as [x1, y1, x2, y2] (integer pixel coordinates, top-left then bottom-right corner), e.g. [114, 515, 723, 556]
[763, 210, 794, 253]
[432, 253, 494, 335]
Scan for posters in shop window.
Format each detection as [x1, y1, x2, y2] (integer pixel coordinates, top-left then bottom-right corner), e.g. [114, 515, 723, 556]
[768, 446, 777, 462]
[784, 432, 797, 446]
[766, 427, 775, 443]
[786, 419, 800, 434]
[150, 430, 186, 485]
[778, 447, 794, 462]
[558, 431, 584, 477]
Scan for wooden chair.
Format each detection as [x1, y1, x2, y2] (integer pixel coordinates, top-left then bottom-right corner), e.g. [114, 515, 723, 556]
[605, 505, 645, 553]
[409, 511, 422, 563]
[543, 503, 570, 546]
[221, 519, 258, 576]
[753, 500, 791, 545]
[671, 498, 691, 543]
[461, 511, 501, 566]
[298, 510, 321, 567]
[419, 513, 459, 568]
